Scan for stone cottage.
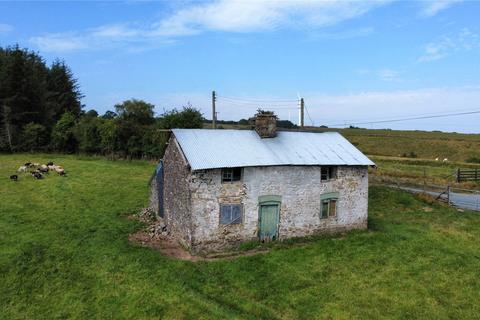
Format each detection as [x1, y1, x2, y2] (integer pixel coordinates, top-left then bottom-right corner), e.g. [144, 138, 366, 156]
[150, 114, 375, 253]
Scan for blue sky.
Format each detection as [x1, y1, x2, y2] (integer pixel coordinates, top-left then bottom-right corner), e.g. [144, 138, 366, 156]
[1, 0, 480, 132]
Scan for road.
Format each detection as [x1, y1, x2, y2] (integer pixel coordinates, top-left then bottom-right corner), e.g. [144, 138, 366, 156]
[394, 186, 480, 212]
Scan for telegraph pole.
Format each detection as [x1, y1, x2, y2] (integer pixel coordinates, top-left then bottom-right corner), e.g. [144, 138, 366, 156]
[212, 90, 216, 129]
[300, 98, 305, 128]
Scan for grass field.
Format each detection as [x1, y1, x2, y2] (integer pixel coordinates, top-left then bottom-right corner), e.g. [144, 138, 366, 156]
[369, 156, 480, 188]
[2, 154, 480, 318]
[215, 124, 480, 163]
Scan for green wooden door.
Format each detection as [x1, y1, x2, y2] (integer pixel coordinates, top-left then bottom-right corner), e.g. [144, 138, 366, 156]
[259, 204, 279, 241]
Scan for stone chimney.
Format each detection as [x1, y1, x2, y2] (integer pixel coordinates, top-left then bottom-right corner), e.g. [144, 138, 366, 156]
[254, 110, 277, 138]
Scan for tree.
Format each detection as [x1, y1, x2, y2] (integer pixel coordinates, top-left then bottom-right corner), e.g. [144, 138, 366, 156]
[102, 110, 117, 119]
[0, 46, 83, 151]
[51, 112, 77, 153]
[98, 119, 118, 156]
[21, 122, 48, 152]
[115, 99, 154, 126]
[74, 115, 101, 153]
[46, 59, 82, 123]
[159, 105, 204, 129]
[113, 99, 155, 157]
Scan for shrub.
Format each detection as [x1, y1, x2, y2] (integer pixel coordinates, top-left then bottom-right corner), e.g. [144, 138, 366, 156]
[466, 156, 480, 164]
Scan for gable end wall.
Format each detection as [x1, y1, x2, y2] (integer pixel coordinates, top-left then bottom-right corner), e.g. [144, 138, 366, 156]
[163, 135, 193, 248]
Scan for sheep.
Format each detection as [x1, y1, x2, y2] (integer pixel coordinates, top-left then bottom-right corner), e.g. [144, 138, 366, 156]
[31, 172, 43, 179]
[55, 166, 66, 176]
[24, 162, 32, 167]
[17, 166, 28, 173]
[443, 158, 448, 163]
[47, 165, 55, 171]
[46, 161, 54, 166]
[435, 157, 439, 161]
[38, 166, 49, 174]
[32, 162, 40, 167]
[10, 175, 18, 181]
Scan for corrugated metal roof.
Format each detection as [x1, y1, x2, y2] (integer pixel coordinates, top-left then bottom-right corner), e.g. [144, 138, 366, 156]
[172, 129, 375, 171]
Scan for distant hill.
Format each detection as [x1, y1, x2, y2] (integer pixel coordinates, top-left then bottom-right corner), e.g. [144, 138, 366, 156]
[205, 121, 480, 163]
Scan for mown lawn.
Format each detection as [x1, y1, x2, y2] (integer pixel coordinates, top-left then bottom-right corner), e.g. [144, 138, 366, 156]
[1, 154, 480, 319]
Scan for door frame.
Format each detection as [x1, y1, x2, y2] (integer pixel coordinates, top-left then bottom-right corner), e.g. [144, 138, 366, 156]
[258, 195, 282, 241]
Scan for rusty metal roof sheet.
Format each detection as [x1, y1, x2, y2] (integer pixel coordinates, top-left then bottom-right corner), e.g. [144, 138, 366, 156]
[172, 129, 375, 171]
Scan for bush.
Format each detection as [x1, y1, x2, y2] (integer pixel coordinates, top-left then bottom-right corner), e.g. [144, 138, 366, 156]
[21, 123, 48, 152]
[466, 156, 480, 164]
[402, 151, 417, 158]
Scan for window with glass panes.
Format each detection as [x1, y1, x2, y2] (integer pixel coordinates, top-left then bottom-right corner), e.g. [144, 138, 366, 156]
[219, 204, 243, 225]
[321, 166, 336, 181]
[321, 199, 337, 219]
[221, 167, 242, 183]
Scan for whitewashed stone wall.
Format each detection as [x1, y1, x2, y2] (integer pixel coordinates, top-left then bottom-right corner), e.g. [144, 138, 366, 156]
[188, 165, 369, 253]
[156, 136, 370, 253]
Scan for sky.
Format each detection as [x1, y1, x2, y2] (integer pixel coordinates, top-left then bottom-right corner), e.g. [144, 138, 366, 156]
[1, 0, 480, 133]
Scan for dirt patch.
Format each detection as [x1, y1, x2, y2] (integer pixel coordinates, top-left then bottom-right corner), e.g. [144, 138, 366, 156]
[129, 230, 270, 261]
[129, 230, 200, 261]
[128, 210, 270, 261]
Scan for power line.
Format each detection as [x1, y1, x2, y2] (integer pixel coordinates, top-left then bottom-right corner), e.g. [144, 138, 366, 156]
[217, 98, 297, 109]
[326, 110, 480, 127]
[304, 103, 314, 126]
[217, 95, 298, 103]
[217, 97, 296, 107]
[318, 107, 480, 124]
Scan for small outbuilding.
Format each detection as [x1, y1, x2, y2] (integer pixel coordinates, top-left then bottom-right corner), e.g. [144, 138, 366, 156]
[150, 113, 375, 253]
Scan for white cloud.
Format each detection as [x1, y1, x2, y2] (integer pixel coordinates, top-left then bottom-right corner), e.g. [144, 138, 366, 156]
[418, 28, 480, 62]
[420, 0, 462, 17]
[299, 86, 480, 132]
[0, 23, 13, 34]
[29, 0, 388, 52]
[152, 0, 388, 35]
[89, 86, 480, 133]
[310, 27, 374, 40]
[356, 68, 401, 82]
[30, 32, 88, 52]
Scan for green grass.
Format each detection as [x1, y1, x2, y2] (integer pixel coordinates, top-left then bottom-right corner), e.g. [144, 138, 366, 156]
[2, 154, 480, 319]
[215, 124, 480, 163]
[369, 156, 480, 188]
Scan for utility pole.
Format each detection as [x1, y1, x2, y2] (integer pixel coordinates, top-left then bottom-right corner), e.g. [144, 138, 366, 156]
[299, 98, 305, 128]
[212, 90, 216, 129]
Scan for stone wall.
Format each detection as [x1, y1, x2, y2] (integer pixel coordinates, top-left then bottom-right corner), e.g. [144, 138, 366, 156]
[188, 165, 369, 253]
[162, 136, 192, 248]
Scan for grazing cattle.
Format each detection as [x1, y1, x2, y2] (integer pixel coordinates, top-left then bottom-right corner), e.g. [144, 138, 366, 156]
[10, 175, 18, 181]
[17, 166, 28, 173]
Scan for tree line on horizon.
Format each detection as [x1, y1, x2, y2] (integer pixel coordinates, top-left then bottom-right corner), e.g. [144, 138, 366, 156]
[0, 45, 204, 159]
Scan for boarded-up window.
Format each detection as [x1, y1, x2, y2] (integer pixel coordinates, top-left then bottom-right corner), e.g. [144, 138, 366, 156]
[321, 166, 336, 181]
[222, 168, 242, 182]
[220, 204, 243, 225]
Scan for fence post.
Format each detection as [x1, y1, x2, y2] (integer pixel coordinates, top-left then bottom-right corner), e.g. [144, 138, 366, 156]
[457, 168, 460, 183]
